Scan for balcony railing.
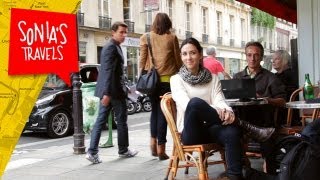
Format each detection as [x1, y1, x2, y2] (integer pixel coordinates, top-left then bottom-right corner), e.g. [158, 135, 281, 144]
[217, 37, 223, 45]
[124, 20, 135, 33]
[77, 12, 84, 26]
[202, 34, 209, 43]
[99, 16, 112, 30]
[241, 41, 246, 48]
[230, 39, 235, 47]
[145, 24, 151, 32]
[186, 31, 193, 38]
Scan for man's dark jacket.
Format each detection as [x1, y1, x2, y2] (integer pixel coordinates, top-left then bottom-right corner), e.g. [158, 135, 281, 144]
[95, 39, 127, 99]
[233, 66, 286, 127]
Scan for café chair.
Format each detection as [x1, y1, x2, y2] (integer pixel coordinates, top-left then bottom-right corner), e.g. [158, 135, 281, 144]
[279, 86, 319, 135]
[300, 86, 320, 126]
[160, 93, 226, 180]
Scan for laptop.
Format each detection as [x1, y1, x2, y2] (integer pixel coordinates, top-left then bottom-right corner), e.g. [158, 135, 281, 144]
[220, 79, 257, 102]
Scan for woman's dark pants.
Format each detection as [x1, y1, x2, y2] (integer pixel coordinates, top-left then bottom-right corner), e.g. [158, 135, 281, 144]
[182, 97, 243, 177]
[150, 82, 170, 145]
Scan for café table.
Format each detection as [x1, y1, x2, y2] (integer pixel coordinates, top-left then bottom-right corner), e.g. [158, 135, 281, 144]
[225, 98, 269, 157]
[225, 98, 268, 106]
[225, 98, 274, 126]
[286, 100, 320, 120]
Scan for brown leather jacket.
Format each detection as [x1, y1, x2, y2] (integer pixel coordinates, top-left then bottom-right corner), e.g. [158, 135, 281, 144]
[139, 31, 182, 77]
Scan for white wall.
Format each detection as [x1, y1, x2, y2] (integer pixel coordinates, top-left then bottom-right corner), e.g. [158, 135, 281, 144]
[297, 0, 320, 86]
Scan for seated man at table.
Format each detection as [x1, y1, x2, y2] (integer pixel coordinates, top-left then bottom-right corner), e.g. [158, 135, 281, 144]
[233, 41, 286, 128]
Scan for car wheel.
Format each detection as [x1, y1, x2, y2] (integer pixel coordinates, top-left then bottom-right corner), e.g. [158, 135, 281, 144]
[136, 102, 142, 113]
[47, 110, 72, 138]
[127, 100, 136, 115]
[143, 101, 152, 112]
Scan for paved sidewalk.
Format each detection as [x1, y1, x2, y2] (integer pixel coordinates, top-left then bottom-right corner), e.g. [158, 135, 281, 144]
[2, 129, 263, 180]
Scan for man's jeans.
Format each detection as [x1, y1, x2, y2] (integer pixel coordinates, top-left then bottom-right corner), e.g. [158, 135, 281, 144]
[88, 98, 129, 155]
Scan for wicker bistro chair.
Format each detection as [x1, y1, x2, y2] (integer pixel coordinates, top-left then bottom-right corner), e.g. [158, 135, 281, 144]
[279, 86, 320, 135]
[286, 87, 320, 126]
[160, 93, 226, 180]
[300, 86, 320, 125]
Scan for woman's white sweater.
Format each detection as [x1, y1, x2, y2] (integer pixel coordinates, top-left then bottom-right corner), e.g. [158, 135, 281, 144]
[170, 74, 232, 133]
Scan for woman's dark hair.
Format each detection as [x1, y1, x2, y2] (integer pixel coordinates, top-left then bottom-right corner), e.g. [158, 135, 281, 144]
[180, 38, 203, 54]
[151, 13, 172, 35]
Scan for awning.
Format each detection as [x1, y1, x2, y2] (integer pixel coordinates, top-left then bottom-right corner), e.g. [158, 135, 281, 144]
[236, 0, 297, 24]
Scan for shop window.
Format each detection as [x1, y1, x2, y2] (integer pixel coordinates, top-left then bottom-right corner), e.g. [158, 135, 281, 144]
[126, 47, 138, 84]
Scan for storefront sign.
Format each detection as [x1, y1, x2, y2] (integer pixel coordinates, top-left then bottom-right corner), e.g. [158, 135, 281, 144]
[143, 0, 159, 11]
[122, 37, 140, 47]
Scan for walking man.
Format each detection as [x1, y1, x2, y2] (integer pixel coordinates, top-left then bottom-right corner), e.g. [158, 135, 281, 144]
[86, 21, 138, 164]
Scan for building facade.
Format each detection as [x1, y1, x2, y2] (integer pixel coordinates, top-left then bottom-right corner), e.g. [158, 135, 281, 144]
[77, 0, 272, 83]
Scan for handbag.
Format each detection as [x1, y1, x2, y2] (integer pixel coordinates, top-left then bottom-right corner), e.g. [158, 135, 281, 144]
[136, 33, 159, 95]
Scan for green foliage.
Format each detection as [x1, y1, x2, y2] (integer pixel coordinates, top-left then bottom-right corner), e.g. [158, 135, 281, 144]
[251, 8, 275, 29]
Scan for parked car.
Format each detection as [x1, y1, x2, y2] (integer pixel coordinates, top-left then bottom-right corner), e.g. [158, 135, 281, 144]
[24, 64, 117, 138]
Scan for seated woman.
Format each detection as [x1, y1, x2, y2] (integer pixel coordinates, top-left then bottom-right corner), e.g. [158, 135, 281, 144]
[170, 38, 274, 180]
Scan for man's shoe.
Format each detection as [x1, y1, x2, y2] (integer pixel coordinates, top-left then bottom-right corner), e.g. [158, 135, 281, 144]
[86, 153, 102, 164]
[119, 149, 139, 158]
[238, 120, 275, 142]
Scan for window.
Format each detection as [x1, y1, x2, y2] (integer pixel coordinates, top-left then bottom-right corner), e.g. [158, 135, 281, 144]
[229, 15, 234, 38]
[146, 10, 152, 25]
[276, 28, 289, 51]
[167, 0, 173, 20]
[241, 18, 245, 41]
[269, 29, 273, 49]
[123, 0, 130, 20]
[229, 58, 240, 77]
[80, 67, 99, 83]
[79, 41, 86, 63]
[185, 3, 191, 31]
[98, 0, 110, 29]
[216, 11, 222, 37]
[250, 25, 256, 40]
[202, 7, 208, 34]
[257, 25, 261, 38]
[44, 74, 66, 88]
[263, 27, 267, 43]
[126, 47, 139, 84]
[98, 0, 109, 16]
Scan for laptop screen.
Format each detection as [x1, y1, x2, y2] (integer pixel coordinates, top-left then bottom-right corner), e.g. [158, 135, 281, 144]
[220, 79, 256, 101]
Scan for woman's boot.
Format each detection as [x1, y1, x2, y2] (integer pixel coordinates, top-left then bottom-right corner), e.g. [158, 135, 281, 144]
[150, 137, 157, 157]
[238, 120, 275, 142]
[157, 144, 169, 160]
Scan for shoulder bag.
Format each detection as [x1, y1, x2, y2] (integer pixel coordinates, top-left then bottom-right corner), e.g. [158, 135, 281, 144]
[136, 33, 159, 95]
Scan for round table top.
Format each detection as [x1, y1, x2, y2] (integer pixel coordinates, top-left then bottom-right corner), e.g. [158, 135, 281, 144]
[286, 100, 320, 109]
[225, 98, 268, 106]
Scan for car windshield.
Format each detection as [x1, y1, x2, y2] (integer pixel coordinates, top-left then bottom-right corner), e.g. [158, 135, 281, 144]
[43, 74, 67, 89]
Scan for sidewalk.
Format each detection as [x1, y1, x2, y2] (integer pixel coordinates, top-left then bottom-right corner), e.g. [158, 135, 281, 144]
[2, 129, 263, 180]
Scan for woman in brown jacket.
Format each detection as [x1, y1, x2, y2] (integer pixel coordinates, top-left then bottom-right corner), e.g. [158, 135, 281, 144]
[139, 13, 182, 160]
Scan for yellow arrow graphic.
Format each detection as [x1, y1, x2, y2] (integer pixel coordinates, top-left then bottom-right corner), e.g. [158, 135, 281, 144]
[0, 0, 81, 176]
